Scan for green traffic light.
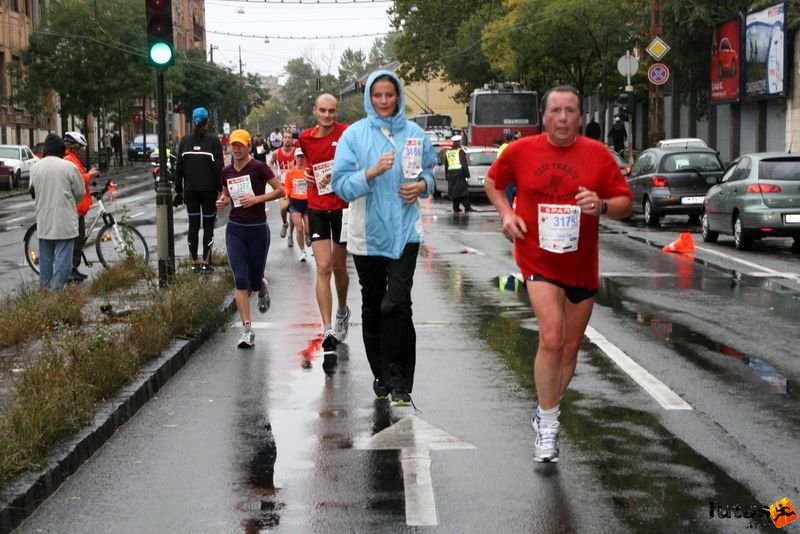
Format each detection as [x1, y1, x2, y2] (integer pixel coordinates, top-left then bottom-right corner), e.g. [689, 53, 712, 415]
[149, 42, 173, 66]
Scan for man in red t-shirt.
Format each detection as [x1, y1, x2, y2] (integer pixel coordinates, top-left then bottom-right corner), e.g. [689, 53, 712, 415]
[298, 93, 351, 351]
[485, 85, 632, 464]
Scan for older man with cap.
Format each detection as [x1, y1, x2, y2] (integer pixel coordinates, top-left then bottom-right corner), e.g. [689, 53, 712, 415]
[29, 134, 86, 290]
[443, 134, 474, 212]
[174, 106, 224, 272]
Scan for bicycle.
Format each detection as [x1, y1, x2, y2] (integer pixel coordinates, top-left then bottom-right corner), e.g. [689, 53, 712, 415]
[24, 179, 150, 274]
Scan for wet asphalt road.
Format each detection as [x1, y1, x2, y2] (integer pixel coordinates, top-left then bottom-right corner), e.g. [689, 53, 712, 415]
[3, 188, 800, 533]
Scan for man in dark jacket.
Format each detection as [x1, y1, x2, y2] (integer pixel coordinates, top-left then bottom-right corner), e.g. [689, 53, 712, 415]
[173, 107, 224, 272]
[443, 135, 474, 212]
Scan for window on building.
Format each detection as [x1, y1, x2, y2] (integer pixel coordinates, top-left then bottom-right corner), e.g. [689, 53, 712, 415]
[10, 56, 20, 100]
[11, 0, 19, 12]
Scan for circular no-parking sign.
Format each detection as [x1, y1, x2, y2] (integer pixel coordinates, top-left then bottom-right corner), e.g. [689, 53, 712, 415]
[648, 63, 670, 86]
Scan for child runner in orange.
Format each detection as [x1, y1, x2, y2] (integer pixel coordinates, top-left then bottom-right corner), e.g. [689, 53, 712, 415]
[283, 148, 310, 262]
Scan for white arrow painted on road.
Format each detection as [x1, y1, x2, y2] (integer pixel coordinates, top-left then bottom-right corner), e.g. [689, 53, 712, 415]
[358, 415, 475, 526]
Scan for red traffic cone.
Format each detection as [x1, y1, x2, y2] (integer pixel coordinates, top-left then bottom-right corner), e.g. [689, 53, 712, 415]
[662, 232, 695, 253]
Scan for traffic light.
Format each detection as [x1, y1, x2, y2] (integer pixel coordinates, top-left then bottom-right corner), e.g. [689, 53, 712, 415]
[146, 0, 174, 68]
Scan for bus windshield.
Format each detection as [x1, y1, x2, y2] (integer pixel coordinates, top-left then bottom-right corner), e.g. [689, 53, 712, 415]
[473, 93, 537, 126]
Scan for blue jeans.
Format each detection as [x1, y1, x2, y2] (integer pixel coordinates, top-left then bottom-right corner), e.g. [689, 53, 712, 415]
[39, 238, 75, 290]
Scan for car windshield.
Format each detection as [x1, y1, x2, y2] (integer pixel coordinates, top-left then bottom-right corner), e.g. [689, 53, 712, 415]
[0, 147, 20, 159]
[661, 153, 722, 172]
[468, 151, 497, 165]
[759, 158, 800, 181]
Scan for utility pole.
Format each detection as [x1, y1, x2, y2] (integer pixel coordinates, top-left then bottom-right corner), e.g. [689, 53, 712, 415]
[209, 44, 218, 64]
[238, 46, 244, 127]
[648, 0, 665, 147]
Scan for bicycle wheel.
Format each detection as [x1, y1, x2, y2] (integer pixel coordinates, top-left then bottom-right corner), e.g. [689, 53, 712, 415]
[95, 223, 149, 268]
[23, 223, 40, 274]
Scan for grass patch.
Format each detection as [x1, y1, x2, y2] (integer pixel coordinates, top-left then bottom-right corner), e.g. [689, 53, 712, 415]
[0, 261, 232, 485]
[0, 286, 85, 349]
[89, 256, 156, 296]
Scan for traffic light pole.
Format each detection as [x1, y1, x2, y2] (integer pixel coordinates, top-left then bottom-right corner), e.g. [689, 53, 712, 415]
[155, 70, 175, 286]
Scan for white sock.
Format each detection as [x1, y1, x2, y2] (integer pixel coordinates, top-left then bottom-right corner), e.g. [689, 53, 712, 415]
[243, 321, 251, 331]
[537, 405, 560, 428]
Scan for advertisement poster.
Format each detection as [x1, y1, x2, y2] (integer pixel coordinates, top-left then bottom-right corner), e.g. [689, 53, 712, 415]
[710, 18, 741, 104]
[744, 2, 786, 99]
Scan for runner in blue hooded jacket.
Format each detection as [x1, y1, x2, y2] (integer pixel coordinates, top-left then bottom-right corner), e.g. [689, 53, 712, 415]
[332, 70, 436, 406]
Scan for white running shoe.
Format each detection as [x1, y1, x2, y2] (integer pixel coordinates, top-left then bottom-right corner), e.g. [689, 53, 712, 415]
[533, 421, 560, 463]
[321, 329, 338, 351]
[280, 223, 288, 238]
[299, 250, 307, 262]
[287, 237, 294, 248]
[334, 305, 351, 342]
[237, 327, 255, 348]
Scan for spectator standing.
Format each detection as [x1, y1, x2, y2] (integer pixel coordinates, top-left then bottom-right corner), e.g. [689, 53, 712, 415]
[298, 93, 351, 351]
[63, 131, 100, 282]
[484, 85, 632, 463]
[332, 70, 436, 406]
[29, 134, 86, 290]
[173, 107, 224, 272]
[443, 135, 474, 212]
[610, 116, 627, 155]
[584, 118, 602, 141]
[216, 129, 285, 348]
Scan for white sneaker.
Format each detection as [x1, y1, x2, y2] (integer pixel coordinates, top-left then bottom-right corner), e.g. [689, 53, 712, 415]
[280, 223, 288, 238]
[287, 237, 294, 248]
[533, 421, 560, 463]
[237, 326, 255, 348]
[257, 279, 270, 313]
[321, 329, 338, 351]
[334, 305, 350, 341]
[299, 250, 307, 262]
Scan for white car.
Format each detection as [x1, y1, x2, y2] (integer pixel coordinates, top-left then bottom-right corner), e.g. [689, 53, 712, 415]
[0, 144, 38, 189]
[655, 138, 710, 149]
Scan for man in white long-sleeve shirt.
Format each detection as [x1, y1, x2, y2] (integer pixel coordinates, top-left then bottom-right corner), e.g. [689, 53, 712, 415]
[29, 133, 85, 290]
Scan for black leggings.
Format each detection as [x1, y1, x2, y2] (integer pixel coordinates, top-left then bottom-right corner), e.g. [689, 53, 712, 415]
[184, 190, 217, 262]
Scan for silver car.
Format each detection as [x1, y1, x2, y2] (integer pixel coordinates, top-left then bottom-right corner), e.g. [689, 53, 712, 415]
[433, 146, 498, 198]
[0, 144, 38, 189]
[702, 152, 800, 252]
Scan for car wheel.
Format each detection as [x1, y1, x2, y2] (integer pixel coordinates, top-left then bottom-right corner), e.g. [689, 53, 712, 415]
[792, 237, 800, 254]
[701, 212, 718, 243]
[643, 198, 660, 227]
[14, 169, 21, 189]
[733, 214, 753, 250]
[688, 213, 701, 225]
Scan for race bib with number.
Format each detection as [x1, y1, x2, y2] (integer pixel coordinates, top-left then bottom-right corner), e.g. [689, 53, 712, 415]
[538, 204, 580, 253]
[293, 177, 307, 196]
[313, 160, 334, 195]
[402, 138, 424, 179]
[226, 175, 254, 208]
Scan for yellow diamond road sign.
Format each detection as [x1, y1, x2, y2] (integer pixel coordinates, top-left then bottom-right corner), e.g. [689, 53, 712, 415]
[646, 37, 670, 61]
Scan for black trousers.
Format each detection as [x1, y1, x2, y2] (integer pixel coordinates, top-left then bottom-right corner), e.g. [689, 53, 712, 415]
[353, 242, 419, 393]
[184, 190, 218, 262]
[72, 215, 85, 269]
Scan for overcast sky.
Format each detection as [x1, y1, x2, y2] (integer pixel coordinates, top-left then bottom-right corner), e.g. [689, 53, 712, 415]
[204, 0, 394, 79]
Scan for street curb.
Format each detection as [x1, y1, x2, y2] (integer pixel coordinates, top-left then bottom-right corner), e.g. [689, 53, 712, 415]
[0, 297, 236, 533]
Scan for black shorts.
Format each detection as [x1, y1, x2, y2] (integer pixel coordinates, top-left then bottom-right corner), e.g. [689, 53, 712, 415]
[288, 198, 308, 215]
[526, 274, 597, 304]
[308, 209, 345, 244]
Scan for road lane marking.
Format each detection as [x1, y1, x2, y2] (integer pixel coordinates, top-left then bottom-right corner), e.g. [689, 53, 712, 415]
[694, 245, 788, 275]
[585, 325, 693, 411]
[358, 415, 475, 526]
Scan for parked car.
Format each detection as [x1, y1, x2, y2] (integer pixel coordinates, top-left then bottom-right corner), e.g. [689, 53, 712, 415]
[610, 148, 631, 176]
[702, 152, 800, 252]
[0, 163, 13, 191]
[127, 134, 158, 162]
[655, 138, 709, 149]
[33, 140, 46, 159]
[627, 146, 725, 226]
[433, 146, 498, 198]
[0, 144, 38, 189]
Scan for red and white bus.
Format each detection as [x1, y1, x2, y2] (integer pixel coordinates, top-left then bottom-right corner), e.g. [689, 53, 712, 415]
[467, 83, 540, 146]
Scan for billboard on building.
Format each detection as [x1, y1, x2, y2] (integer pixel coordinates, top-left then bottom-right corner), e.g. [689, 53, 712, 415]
[710, 17, 741, 104]
[743, 2, 787, 100]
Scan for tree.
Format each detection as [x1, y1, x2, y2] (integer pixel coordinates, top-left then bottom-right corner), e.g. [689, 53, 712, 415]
[281, 58, 320, 126]
[366, 33, 400, 69]
[246, 101, 290, 135]
[338, 48, 367, 91]
[14, 0, 151, 120]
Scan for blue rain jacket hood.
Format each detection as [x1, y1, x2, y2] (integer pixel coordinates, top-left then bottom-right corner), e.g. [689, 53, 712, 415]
[332, 70, 436, 259]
